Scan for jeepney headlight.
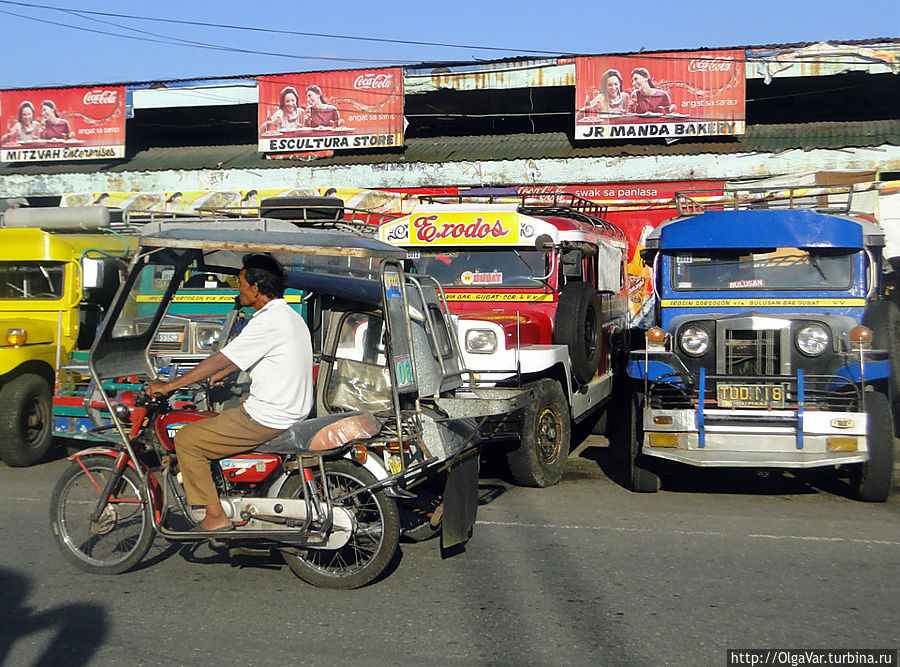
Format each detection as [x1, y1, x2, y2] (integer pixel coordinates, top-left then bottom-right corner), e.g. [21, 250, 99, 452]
[6, 328, 26, 346]
[465, 329, 497, 354]
[196, 326, 221, 351]
[796, 323, 829, 356]
[679, 325, 710, 357]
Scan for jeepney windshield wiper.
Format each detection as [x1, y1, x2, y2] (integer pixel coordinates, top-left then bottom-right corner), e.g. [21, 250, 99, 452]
[808, 254, 827, 281]
[513, 249, 551, 288]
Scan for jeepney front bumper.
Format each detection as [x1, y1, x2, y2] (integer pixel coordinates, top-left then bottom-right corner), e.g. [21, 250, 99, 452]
[640, 406, 870, 468]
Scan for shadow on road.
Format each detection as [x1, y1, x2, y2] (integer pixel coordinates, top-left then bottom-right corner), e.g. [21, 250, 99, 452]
[576, 439, 871, 500]
[0, 566, 108, 666]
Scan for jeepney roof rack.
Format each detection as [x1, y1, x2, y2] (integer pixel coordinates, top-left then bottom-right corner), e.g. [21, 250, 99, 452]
[674, 185, 856, 217]
[418, 192, 625, 238]
[122, 203, 396, 237]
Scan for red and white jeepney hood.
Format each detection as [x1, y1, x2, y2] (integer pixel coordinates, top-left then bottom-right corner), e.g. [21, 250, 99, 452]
[457, 309, 551, 347]
[379, 204, 564, 247]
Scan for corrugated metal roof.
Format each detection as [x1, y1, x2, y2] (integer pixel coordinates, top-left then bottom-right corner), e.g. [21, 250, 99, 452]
[0, 120, 896, 177]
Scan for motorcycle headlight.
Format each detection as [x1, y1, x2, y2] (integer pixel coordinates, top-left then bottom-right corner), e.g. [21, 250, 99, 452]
[796, 323, 829, 356]
[679, 325, 710, 357]
[112, 402, 132, 422]
[465, 329, 498, 354]
[196, 326, 221, 350]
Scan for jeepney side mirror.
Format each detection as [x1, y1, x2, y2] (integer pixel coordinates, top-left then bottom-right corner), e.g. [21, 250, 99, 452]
[82, 257, 104, 290]
[535, 234, 554, 252]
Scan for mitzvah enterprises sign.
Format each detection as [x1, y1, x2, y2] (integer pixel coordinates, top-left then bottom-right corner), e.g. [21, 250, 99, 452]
[574, 50, 745, 141]
[1, 85, 126, 162]
[257, 68, 404, 154]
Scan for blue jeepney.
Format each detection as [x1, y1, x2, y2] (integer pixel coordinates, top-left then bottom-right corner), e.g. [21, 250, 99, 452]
[624, 188, 894, 501]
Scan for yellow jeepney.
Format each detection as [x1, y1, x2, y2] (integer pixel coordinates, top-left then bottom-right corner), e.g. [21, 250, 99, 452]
[0, 206, 135, 466]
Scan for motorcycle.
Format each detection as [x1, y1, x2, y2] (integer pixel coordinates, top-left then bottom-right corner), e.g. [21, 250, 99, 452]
[51, 388, 400, 589]
[49, 218, 524, 588]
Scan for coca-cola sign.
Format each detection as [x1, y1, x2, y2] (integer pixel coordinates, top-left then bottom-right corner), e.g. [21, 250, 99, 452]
[82, 89, 118, 105]
[257, 67, 404, 154]
[1, 84, 126, 162]
[574, 50, 745, 142]
[354, 73, 393, 90]
[688, 57, 734, 73]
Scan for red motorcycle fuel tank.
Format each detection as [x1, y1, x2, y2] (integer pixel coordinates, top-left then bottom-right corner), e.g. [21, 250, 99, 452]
[155, 408, 218, 451]
[218, 453, 282, 483]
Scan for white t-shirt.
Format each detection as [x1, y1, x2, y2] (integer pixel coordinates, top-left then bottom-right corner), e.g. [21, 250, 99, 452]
[221, 298, 313, 429]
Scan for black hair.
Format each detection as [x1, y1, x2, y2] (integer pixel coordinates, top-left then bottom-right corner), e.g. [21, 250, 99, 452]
[242, 253, 285, 298]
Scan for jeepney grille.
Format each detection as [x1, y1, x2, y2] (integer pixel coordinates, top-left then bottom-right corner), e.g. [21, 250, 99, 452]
[150, 323, 186, 353]
[723, 329, 781, 376]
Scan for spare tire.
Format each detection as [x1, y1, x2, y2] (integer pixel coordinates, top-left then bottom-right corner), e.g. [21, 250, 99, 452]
[260, 196, 344, 222]
[554, 281, 603, 385]
[865, 299, 900, 401]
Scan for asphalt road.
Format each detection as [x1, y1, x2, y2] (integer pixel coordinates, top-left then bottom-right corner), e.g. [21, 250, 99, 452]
[0, 438, 898, 666]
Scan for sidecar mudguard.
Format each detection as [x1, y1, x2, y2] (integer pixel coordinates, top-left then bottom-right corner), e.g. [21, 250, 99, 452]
[440, 447, 480, 555]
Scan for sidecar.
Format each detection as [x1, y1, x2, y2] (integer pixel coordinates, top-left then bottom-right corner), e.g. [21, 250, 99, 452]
[86, 218, 525, 552]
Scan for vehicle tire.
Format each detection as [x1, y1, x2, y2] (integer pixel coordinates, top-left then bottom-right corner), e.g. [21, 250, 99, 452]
[259, 196, 343, 222]
[49, 455, 155, 574]
[554, 281, 603, 385]
[279, 459, 400, 589]
[626, 392, 660, 493]
[866, 299, 900, 402]
[0, 373, 54, 467]
[507, 379, 570, 487]
[399, 490, 442, 543]
[850, 391, 894, 502]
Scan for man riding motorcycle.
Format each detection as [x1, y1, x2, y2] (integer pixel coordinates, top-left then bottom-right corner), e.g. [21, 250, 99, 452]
[148, 253, 313, 532]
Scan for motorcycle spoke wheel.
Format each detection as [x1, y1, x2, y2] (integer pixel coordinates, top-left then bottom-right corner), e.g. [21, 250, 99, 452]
[49, 456, 155, 575]
[279, 459, 399, 589]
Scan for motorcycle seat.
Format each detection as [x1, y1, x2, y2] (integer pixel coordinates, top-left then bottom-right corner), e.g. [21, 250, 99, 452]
[256, 411, 380, 455]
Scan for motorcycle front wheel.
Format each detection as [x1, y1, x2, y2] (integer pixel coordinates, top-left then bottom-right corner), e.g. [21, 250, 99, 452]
[278, 459, 400, 589]
[49, 455, 155, 575]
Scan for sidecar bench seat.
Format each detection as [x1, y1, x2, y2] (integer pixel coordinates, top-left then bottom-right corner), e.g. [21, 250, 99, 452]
[257, 411, 380, 455]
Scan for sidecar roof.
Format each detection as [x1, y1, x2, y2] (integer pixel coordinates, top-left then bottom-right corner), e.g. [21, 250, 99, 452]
[140, 221, 407, 260]
[284, 271, 382, 305]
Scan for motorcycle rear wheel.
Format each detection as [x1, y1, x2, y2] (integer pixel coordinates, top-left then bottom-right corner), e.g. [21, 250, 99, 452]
[50, 455, 155, 575]
[278, 459, 400, 589]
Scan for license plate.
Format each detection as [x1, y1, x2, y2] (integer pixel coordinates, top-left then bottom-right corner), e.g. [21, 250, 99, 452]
[716, 383, 786, 408]
[156, 331, 182, 343]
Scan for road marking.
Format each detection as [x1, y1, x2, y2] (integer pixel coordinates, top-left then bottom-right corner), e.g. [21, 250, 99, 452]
[477, 520, 900, 546]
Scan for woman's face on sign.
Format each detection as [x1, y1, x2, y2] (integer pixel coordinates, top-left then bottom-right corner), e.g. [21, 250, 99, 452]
[632, 71, 650, 93]
[606, 76, 621, 98]
[20, 106, 34, 124]
[283, 92, 298, 113]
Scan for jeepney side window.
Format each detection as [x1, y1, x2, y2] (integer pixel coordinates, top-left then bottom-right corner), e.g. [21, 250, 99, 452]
[0, 261, 65, 300]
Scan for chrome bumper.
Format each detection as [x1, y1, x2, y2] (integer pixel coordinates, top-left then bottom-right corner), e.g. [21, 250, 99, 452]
[641, 408, 870, 468]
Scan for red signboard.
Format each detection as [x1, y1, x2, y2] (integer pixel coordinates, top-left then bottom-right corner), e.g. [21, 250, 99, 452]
[0, 86, 126, 162]
[257, 68, 404, 154]
[574, 50, 745, 141]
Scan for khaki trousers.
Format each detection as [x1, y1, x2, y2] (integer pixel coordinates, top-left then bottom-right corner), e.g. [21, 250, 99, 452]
[174, 406, 285, 506]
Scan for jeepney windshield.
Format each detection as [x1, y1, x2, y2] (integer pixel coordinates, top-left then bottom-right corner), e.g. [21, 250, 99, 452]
[671, 248, 854, 291]
[407, 249, 547, 288]
[0, 261, 65, 300]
